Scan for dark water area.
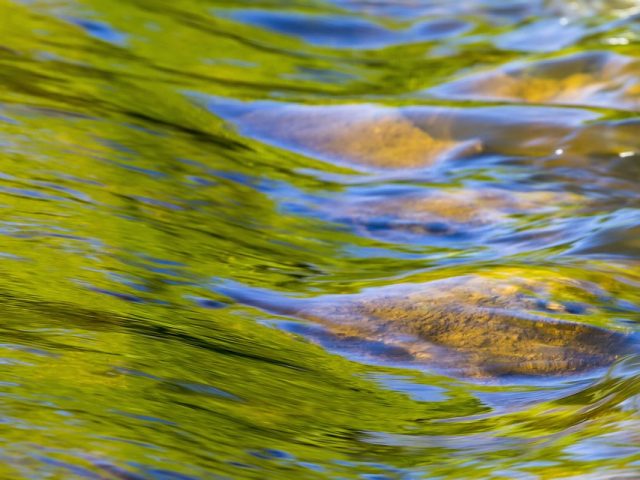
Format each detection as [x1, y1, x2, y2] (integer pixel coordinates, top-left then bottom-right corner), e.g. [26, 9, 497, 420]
[0, 0, 639, 478]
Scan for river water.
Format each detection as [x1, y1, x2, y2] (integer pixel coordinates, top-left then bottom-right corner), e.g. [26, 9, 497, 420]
[0, 0, 639, 478]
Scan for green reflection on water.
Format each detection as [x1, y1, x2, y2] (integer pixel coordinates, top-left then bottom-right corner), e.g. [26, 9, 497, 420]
[0, 0, 638, 478]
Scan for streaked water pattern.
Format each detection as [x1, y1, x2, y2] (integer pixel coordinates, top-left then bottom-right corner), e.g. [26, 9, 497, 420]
[0, 0, 639, 478]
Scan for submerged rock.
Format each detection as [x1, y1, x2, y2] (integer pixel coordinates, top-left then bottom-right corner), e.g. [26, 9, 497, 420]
[233, 104, 482, 169]
[220, 274, 634, 378]
[430, 51, 640, 111]
[316, 188, 582, 241]
[209, 99, 598, 168]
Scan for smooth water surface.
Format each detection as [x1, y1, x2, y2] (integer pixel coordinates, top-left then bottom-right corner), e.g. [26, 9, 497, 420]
[0, 0, 639, 478]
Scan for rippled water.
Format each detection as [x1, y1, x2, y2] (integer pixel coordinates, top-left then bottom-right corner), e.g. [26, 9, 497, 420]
[0, 0, 639, 478]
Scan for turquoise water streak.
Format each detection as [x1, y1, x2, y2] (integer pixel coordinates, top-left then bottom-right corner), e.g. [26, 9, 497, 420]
[0, 0, 638, 478]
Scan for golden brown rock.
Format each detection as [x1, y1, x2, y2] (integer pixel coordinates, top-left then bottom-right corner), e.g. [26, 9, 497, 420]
[237, 104, 482, 169]
[430, 51, 640, 111]
[215, 99, 599, 166]
[221, 274, 633, 378]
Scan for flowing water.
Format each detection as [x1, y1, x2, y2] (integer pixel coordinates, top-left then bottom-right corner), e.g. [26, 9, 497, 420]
[1, 0, 640, 478]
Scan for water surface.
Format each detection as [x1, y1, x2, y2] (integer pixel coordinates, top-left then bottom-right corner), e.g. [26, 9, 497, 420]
[0, 0, 639, 478]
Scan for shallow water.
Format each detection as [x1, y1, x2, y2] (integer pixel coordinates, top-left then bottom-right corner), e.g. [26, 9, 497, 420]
[0, 0, 639, 478]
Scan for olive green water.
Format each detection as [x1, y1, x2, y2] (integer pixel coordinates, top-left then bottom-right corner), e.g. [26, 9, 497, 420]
[0, 0, 639, 478]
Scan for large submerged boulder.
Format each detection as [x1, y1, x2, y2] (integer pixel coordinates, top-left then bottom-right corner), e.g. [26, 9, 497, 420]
[209, 99, 599, 169]
[231, 104, 482, 169]
[219, 273, 635, 378]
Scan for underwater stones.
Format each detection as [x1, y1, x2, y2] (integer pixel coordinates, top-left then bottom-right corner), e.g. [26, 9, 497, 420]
[319, 188, 582, 241]
[430, 51, 640, 111]
[563, 119, 640, 158]
[221, 274, 633, 378]
[231, 104, 482, 169]
[212, 99, 599, 168]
